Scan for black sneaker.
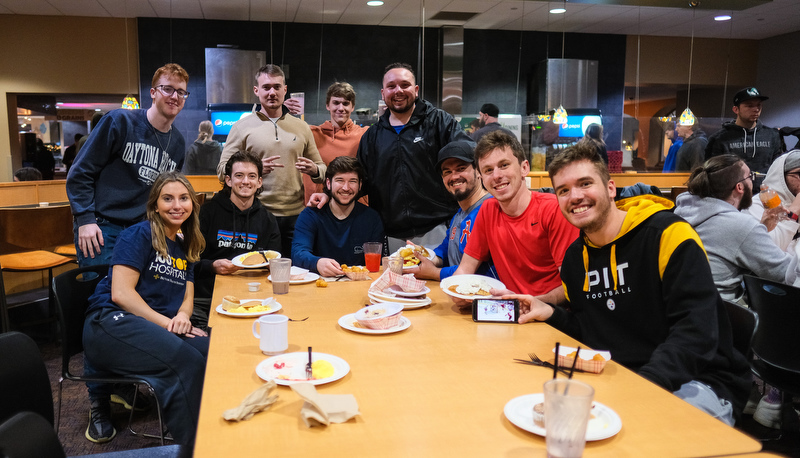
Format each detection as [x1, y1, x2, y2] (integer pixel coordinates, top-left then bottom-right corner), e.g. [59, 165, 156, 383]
[110, 384, 155, 412]
[86, 399, 116, 443]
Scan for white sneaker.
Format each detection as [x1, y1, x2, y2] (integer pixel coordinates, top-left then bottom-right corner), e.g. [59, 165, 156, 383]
[753, 396, 782, 429]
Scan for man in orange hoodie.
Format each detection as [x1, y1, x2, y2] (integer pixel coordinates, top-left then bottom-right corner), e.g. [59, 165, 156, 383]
[303, 82, 367, 205]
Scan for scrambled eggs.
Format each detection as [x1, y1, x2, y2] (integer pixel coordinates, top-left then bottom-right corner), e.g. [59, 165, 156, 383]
[228, 305, 272, 314]
[311, 360, 335, 379]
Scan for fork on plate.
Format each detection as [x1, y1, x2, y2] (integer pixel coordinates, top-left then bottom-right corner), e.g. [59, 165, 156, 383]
[305, 346, 313, 380]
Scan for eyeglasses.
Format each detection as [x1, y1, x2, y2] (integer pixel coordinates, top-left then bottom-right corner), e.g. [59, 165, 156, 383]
[154, 85, 190, 99]
[734, 171, 762, 187]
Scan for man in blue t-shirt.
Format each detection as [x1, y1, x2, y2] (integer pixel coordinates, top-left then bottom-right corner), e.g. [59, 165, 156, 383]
[407, 141, 496, 280]
[292, 156, 384, 276]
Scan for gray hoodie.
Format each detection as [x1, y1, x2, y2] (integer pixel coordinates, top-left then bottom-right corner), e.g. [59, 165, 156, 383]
[674, 193, 796, 303]
[743, 150, 800, 251]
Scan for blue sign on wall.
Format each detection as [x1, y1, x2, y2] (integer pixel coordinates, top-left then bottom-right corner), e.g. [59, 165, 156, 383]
[210, 111, 252, 136]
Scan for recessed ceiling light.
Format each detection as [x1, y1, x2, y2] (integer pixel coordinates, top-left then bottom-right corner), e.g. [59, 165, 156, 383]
[367, 0, 384, 5]
[550, 8, 566, 14]
[714, 15, 731, 21]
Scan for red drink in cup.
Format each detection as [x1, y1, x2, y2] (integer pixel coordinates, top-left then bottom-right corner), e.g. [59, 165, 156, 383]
[362, 242, 383, 272]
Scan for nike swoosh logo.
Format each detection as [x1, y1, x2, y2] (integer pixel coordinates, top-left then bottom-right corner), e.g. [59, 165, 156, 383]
[531, 222, 539, 227]
[413, 137, 424, 143]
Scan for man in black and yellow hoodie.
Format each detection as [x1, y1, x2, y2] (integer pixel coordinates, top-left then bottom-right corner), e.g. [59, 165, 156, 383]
[506, 143, 750, 425]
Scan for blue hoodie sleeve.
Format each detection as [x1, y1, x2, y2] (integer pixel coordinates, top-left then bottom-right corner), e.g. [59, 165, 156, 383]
[66, 113, 124, 226]
[291, 208, 322, 273]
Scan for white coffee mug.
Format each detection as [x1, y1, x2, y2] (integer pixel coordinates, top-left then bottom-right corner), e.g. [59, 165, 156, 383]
[252, 315, 288, 355]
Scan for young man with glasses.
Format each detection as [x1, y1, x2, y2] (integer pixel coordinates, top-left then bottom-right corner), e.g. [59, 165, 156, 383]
[674, 154, 799, 305]
[66, 63, 190, 443]
[744, 149, 800, 254]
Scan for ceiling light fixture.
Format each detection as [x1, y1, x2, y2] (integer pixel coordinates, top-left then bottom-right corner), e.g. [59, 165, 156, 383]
[679, 4, 698, 126]
[550, 8, 566, 14]
[367, 1, 384, 6]
[121, 0, 139, 110]
[715, 15, 731, 21]
[552, 0, 569, 126]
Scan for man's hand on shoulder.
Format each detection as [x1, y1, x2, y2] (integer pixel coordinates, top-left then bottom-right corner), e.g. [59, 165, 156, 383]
[306, 192, 329, 209]
[213, 259, 241, 275]
[316, 258, 343, 277]
[78, 223, 104, 258]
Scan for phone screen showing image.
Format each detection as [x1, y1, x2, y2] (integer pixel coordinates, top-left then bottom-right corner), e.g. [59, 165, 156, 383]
[472, 299, 519, 323]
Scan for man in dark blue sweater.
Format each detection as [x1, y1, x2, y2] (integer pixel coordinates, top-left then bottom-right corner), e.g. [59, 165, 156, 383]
[291, 156, 384, 276]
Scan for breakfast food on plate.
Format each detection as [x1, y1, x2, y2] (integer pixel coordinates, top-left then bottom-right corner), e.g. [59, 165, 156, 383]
[262, 250, 280, 260]
[397, 244, 430, 267]
[241, 252, 266, 266]
[341, 264, 370, 280]
[316, 278, 328, 287]
[290, 266, 309, 281]
[228, 303, 271, 314]
[448, 279, 492, 296]
[221, 295, 241, 311]
[311, 360, 335, 379]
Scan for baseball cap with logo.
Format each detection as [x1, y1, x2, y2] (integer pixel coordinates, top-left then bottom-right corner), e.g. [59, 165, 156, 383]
[733, 87, 769, 106]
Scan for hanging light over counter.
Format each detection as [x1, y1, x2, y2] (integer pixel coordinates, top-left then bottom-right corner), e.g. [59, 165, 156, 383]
[122, 95, 140, 110]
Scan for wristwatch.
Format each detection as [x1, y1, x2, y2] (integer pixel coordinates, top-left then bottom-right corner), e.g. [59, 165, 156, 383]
[788, 211, 799, 222]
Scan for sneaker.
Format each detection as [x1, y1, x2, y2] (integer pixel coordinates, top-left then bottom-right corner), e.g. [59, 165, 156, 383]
[743, 386, 762, 415]
[753, 395, 782, 429]
[110, 384, 155, 412]
[86, 399, 116, 443]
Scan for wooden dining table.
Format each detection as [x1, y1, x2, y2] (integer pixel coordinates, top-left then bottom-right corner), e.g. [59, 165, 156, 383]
[194, 270, 762, 457]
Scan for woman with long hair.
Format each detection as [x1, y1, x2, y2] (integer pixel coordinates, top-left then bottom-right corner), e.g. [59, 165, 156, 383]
[82, 171, 208, 445]
[182, 119, 222, 175]
[578, 123, 608, 164]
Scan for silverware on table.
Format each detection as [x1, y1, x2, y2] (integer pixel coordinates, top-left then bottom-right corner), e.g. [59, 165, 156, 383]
[288, 316, 309, 322]
[306, 346, 313, 380]
[513, 352, 586, 375]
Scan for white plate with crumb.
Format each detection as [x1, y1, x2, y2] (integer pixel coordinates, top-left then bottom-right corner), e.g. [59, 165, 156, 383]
[338, 313, 411, 334]
[504, 393, 622, 441]
[439, 274, 506, 300]
[215, 298, 282, 317]
[231, 250, 281, 268]
[256, 352, 349, 386]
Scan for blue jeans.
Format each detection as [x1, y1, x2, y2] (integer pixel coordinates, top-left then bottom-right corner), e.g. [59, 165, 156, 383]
[74, 217, 127, 268]
[83, 308, 208, 444]
[674, 380, 735, 426]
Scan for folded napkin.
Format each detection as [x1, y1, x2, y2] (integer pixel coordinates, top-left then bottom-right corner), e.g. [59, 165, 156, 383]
[369, 269, 426, 293]
[290, 383, 360, 427]
[222, 380, 279, 421]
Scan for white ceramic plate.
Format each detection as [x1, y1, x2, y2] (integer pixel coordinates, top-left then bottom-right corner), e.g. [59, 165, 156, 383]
[255, 352, 350, 386]
[231, 251, 281, 268]
[368, 292, 432, 310]
[215, 298, 282, 317]
[268, 272, 320, 285]
[383, 284, 431, 297]
[439, 274, 507, 300]
[504, 393, 622, 441]
[338, 313, 411, 334]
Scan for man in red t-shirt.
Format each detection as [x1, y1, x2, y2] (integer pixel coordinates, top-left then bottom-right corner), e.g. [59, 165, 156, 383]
[453, 130, 578, 302]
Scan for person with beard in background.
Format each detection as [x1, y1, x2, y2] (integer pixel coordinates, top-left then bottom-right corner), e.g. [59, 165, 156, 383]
[292, 156, 383, 276]
[470, 103, 513, 143]
[675, 154, 799, 305]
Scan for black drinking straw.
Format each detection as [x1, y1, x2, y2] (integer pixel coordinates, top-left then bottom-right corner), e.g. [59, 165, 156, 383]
[568, 346, 581, 379]
[553, 342, 560, 379]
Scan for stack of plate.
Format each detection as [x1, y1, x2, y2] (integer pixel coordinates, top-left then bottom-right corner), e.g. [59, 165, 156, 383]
[368, 285, 431, 309]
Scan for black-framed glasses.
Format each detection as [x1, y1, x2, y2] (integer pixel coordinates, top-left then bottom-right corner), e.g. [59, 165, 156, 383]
[154, 85, 190, 99]
[734, 171, 761, 188]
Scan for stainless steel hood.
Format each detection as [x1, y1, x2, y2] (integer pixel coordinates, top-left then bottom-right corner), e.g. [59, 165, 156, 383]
[205, 48, 267, 105]
[531, 59, 598, 113]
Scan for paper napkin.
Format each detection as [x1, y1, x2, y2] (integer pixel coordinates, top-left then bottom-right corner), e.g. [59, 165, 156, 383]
[369, 269, 426, 293]
[290, 383, 360, 427]
[222, 380, 279, 421]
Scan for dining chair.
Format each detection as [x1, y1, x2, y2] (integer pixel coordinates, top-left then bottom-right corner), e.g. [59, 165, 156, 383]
[0, 332, 185, 458]
[722, 300, 759, 359]
[742, 275, 800, 398]
[52, 265, 169, 445]
[0, 204, 76, 333]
